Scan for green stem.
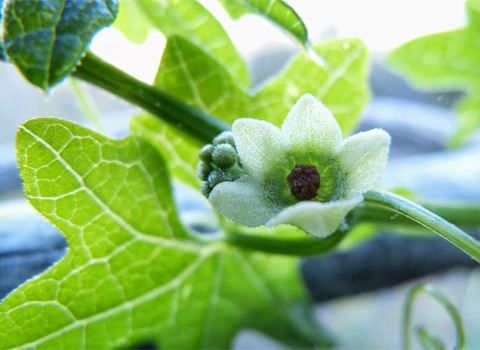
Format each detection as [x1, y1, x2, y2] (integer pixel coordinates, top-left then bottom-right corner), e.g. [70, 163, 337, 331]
[226, 228, 347, 256]
[403, 283, 465, 350]
[364, 190, 480, 262]
[356, 200, 480, 229]
[73, 51, 229, 143]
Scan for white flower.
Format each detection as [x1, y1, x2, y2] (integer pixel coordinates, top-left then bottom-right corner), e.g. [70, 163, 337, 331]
[201, 94, 390, 238]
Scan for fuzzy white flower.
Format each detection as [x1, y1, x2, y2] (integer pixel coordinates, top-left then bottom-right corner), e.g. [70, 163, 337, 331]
[199, 94, 391, 237]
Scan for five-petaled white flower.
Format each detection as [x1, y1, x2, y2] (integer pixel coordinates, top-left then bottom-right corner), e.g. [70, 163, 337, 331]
[199, 94, 391, 238]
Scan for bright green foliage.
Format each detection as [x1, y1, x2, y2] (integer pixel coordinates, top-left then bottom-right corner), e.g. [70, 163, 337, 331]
[388, 0, 480, 146]
[1, 0, 118, 90]
[155, 35, 251, 122]
[218, 0, 308, 45]
[113, 0, 150, 44]
[134, 0, 250, 88]
[0, 118, 326, 349]
[252, 39, 369, 135]
[130, 114, 202, 188]
[133, 37, 368, 189]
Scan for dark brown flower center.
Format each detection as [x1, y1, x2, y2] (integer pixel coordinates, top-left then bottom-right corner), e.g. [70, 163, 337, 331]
[287, 164, 320, 201]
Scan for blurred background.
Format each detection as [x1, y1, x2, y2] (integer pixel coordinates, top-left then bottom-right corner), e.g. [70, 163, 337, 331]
[1, 0, 479, 349]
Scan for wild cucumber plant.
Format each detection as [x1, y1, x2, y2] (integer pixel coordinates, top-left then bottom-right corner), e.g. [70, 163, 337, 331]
[0, 0, 479, 349]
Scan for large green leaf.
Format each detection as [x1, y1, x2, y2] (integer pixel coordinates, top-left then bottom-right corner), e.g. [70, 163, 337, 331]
[388, 0, 480, 146]
[252, 38, 369, 135]
[2, 0, 118, 90]
[135, 0, 250, 88]
[218, 0, 308, 45]
[0, 118, 326, 349]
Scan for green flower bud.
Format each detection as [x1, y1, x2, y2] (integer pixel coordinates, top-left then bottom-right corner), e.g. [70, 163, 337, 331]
[201, 181, 212, 198]
[208, 169, 232, 187]
[197, 161, 213, 181]
[213, 131, 235, 148]
[212, 143, 237, 169]
[199, 144, 214, 163]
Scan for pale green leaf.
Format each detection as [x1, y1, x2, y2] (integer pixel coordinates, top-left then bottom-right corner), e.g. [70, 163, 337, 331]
[467, 0, 480, 29]
[449, 93, 480, 147]
[218, 0, 308, 45]
[252, 39, 369, 135]
[388, 28, 480, 90]
[388, 1, 480, 146]
[130, 113, 202, 188]
[114, 0, 151, 44]
[2, 0, 118, 89]
[155, 35, 250, 123]
[136, 0, 250, 88]
[0, 118, 324, 349]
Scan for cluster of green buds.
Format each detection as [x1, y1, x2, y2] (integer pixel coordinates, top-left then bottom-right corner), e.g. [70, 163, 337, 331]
[197, 131, 245, 198]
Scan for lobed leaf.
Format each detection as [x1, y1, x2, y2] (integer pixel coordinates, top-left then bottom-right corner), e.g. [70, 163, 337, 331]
[252, 38, 369, 135]
[154, 35, 250, 123]
[0, 118, 324, 349]
[2, 0, 118, 90]
[218, 0, 308, 45]
[135, 0, 250, 88]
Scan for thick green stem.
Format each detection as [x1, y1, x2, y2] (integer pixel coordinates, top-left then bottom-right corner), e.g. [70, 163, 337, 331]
[364, 190, 480, 262]
[225, 229, 347, 256]
[73, 51, 229, 143]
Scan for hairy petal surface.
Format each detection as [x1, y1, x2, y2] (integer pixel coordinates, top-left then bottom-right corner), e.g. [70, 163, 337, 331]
[209, 178, 281, 226]
[338, 129, 391, 196]
[281, 94, 342, 155]
[232, 118, 285, 175]
[266, 196, 363, 237]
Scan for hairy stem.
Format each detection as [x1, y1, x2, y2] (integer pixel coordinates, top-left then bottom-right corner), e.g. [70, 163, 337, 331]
[73, 51, 229, 143]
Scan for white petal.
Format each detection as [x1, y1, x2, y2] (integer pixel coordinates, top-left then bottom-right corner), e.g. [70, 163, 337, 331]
[281, 94, 342, 154]
[232, 118, 285, 175]
[266, 196, 363, 237]
[338, 129, 391, 195]
[209, 178, 281, 227]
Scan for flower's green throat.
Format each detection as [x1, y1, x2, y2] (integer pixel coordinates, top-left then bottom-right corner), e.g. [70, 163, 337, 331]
[287, 164, 320, 201]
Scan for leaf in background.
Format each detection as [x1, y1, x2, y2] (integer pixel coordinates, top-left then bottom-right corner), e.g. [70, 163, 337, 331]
[0, 118, 327, 349]
[252, 39, 369, 135]
[2, 0, 118, 90]
[130, 114, 202, 188]
[388, 29, 480, 89]
[155, 35, 250, 122]
[136, 0, 250, 88]
[450, 93, 480, 147]
[388, 0, 480, 146]
[113, 0, 151, 44]
[218, 0, 308, 45]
